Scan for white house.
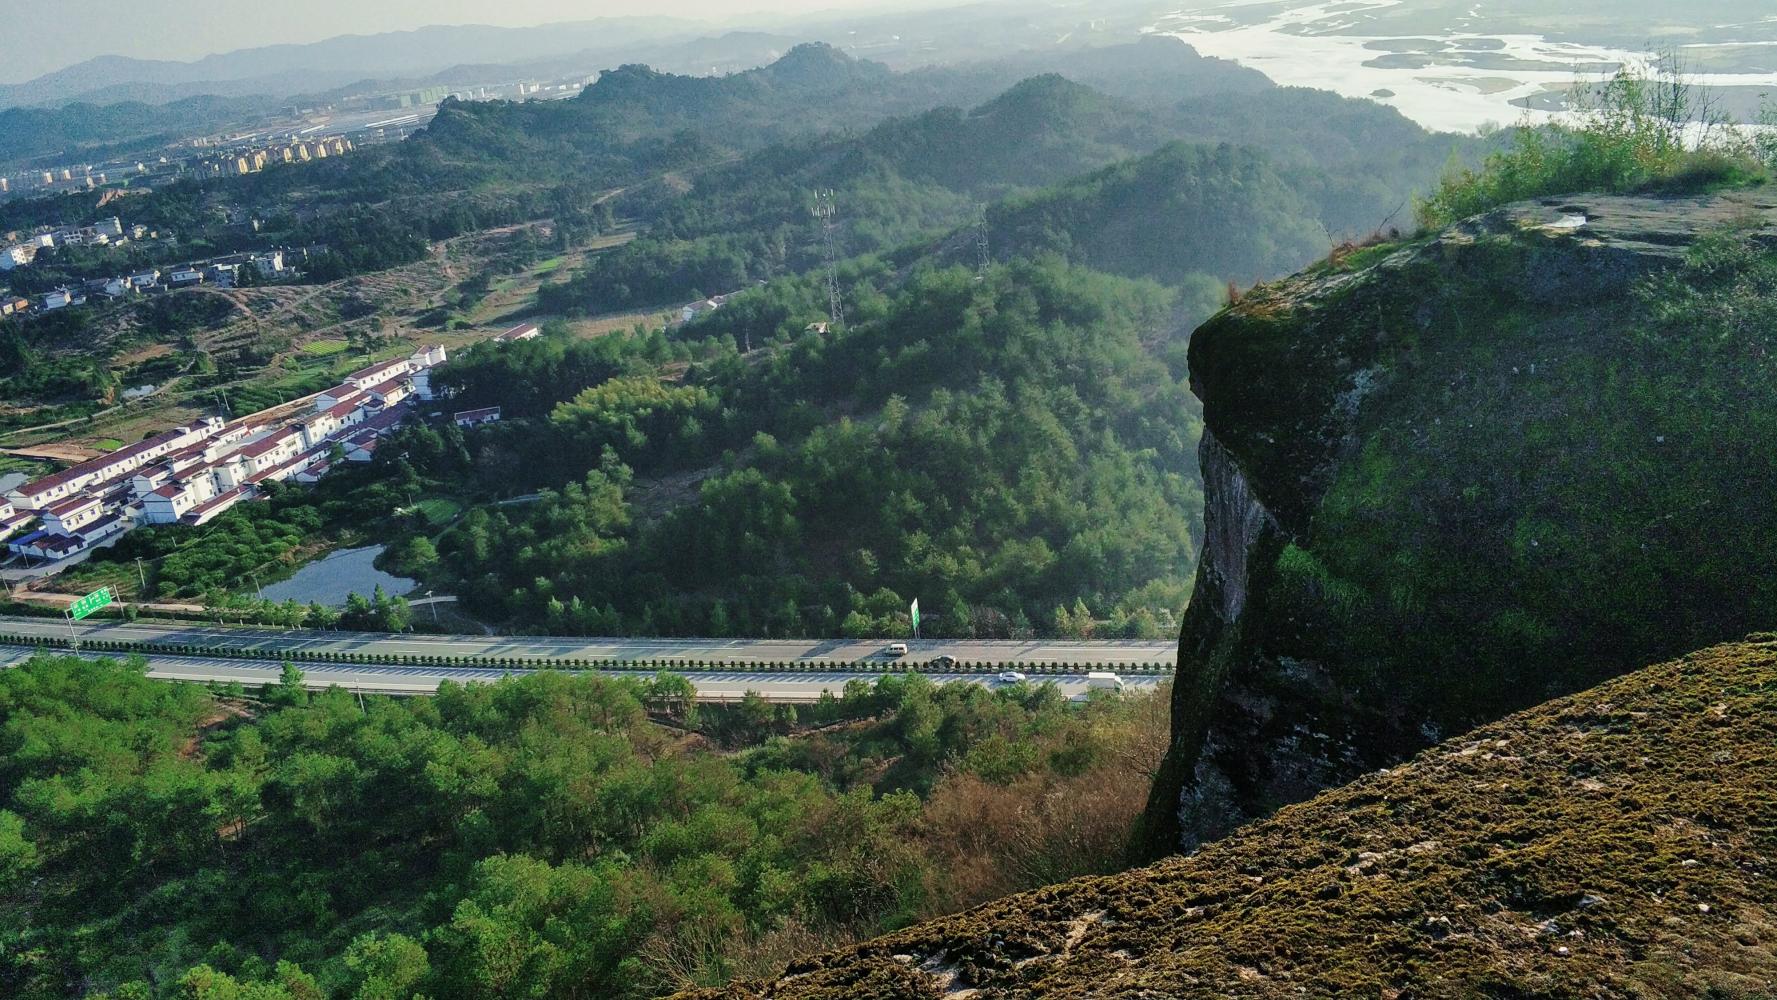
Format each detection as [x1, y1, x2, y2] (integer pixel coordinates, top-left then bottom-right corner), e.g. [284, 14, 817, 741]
[454, 406, 502, 428]
[345, 357, 415, 390]
[235, 429, 305, 477]
[42, 289, 71, 310]
[142, 477, 218, 524]
[38, 495, 105, 535]
[315, 385, 364, 411]
[408, 344, 447, 399]
[362, 376, 412, 409]
[495, 321, 541, 343]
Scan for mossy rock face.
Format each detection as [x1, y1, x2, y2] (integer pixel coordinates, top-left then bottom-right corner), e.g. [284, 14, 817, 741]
[684, 640, 1777, 998]
[1140, 188, 1777, 854]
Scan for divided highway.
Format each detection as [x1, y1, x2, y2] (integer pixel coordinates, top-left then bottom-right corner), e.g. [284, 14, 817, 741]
[0, 615, 1175, 666]
[0, 646, 1164, 702]
[0, 615, 1177, 701]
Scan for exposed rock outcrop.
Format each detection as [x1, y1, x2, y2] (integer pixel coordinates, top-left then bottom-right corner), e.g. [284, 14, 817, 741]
[1140, 188, 1777, 853]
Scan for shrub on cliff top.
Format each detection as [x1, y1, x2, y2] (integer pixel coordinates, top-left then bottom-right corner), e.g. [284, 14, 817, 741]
[1417, 59, 1765, 228]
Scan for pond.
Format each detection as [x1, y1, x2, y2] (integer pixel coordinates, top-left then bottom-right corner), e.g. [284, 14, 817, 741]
[260, 545, 418, 607]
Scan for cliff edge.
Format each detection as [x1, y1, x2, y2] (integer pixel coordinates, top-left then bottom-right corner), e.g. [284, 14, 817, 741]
[1141, 188, 1777, 853]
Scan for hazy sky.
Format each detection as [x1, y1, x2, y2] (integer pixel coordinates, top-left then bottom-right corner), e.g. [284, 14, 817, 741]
[3, 0, 912, 83]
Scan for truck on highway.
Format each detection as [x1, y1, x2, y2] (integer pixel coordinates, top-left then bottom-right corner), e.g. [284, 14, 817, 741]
[1087, 671, 1125, 693]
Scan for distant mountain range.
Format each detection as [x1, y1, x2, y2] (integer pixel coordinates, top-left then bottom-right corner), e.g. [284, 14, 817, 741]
[0, 18, 698, 108]
[0, 2, 1182, 111]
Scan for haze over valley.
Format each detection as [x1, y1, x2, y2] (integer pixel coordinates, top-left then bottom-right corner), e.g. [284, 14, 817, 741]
[2, 3, 1776, 999]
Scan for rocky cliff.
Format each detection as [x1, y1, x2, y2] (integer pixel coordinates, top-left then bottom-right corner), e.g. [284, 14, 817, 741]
[1139, 188, 1777, 854]
[683, 639, 1777, 998]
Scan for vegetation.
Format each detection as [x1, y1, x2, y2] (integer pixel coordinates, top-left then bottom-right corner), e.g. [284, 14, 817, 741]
[0, 654, 1166, 999]
[690, 640, 1777, 999]
[1145, 159, 1777, 852]
[1416, 62, 1766, 229]
[420, 258, 1201, 639]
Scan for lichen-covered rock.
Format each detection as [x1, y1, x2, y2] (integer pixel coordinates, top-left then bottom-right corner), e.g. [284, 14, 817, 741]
[681, 639, 1777, 998]
[1139, 188, 1777, 854]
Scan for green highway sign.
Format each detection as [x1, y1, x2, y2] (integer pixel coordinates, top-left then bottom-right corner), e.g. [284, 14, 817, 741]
[70, 587, 113, 621]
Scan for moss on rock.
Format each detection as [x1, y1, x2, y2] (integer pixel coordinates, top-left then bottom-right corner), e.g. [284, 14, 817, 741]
[1141, 188, 1777, 854]
[684, 639, 1777, 998]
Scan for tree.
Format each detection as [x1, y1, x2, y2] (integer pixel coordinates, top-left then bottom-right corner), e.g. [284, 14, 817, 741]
[266, 662, 307, 707]
[343, 932, 430, 1000]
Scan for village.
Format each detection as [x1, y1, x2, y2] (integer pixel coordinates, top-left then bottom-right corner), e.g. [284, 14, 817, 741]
[0, 340, 458, 569]
[0, 210, 310, 316]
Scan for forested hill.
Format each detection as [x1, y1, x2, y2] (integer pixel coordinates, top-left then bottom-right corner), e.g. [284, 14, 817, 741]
[987, 142, 1333, 286]
[426, 258, 1203, 640]
[0, 94, 271, 163]
[539, 71, 1478, 318]
[390, 37, 1275, 190]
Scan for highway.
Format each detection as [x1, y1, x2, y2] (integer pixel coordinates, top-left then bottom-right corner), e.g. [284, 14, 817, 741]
[0, 616, 1176, 667]
[0, 645, 1169, 702]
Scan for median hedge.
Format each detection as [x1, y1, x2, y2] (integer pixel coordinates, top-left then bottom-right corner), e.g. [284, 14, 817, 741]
[0, 633, 1171, 675]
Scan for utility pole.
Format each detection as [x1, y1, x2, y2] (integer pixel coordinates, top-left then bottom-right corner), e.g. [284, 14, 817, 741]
[135, 557, 147, 592]
[813, 190, 845, 330]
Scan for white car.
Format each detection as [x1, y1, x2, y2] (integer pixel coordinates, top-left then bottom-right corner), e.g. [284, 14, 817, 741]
[997, 670, 1027, 684]
[885, 643, 909, 658]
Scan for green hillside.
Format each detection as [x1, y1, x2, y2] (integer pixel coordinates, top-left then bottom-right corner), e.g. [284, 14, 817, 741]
[430, 257, 1202, 639]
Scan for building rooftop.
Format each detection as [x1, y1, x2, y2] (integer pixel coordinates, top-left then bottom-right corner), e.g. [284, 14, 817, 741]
[18, 425, 197, 496]
[236, 430, 300, 460]
[346, 358, 409, 384]
[42, 494, 102, 518]
[181, 487, 254, 524]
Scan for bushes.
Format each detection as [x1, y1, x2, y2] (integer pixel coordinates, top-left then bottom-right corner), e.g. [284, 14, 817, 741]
[0, 652, 1170, 999]
[1416, 61, 1767, 229]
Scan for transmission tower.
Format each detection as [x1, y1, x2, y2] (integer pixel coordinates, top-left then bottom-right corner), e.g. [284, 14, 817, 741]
[975, 205, 991, 277]
[813, 190, 845, 329]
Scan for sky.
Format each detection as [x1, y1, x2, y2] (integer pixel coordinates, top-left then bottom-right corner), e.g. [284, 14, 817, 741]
[1, 0, 912, 83]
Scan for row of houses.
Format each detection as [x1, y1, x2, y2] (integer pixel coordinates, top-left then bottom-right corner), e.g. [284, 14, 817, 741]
[200, 137, 353, 179]
[27, 249, 297, 313]
[0, 217, 148, 272]
[2, 345, 448, 564]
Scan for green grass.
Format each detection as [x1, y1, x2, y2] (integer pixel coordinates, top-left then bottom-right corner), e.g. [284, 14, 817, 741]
[0, 455, 51, 478]
[91, 438, 125, 451]
[299, 339, 350, 357]
[411, 498, 462, 527]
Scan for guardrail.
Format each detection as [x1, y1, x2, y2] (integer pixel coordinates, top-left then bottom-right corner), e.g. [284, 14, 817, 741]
[0, 633, 1175, 676]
